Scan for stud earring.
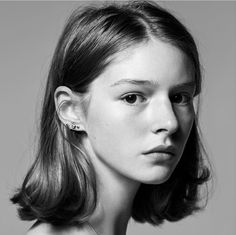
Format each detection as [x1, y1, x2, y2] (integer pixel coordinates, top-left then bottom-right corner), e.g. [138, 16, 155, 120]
[65, 122, 80, 131]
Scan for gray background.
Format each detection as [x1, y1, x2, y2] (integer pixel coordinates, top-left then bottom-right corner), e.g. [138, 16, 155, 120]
[0, 1, 235, 234]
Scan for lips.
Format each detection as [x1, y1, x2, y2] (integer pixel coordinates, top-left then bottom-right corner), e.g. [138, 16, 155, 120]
[143, 145, 176, 162]
[144, 145, 176, 155]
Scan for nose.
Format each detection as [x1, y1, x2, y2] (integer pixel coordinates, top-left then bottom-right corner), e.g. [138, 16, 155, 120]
[149, 97, 179, 135]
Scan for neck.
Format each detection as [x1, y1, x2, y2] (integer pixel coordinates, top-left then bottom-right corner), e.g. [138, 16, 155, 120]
[89, 158, 140, 235]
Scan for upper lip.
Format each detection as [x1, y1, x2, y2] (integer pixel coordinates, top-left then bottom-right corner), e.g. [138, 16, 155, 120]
[143, 145, 176, 155]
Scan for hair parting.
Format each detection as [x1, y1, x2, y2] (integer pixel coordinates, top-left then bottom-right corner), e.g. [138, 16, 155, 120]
[11, 0, 211, 226]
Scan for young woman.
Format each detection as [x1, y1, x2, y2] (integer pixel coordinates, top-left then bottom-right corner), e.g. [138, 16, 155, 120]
[11, 1, 210, 234]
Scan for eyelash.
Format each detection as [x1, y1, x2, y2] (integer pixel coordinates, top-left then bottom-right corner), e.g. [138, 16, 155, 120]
[121, 92, 193, 106]
[170, 92, 193, 105]
[121, 93, 146, 105]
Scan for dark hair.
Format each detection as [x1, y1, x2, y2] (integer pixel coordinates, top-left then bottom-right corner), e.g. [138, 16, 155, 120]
[11, 0, 210, 226]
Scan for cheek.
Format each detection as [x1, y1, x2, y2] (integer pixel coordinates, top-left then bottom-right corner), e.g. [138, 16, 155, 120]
[176, 106, 195, 143]
[85, 98, 141, 159]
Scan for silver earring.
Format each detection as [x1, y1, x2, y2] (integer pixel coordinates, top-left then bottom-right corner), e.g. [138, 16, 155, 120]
[66, 122, 80, 131]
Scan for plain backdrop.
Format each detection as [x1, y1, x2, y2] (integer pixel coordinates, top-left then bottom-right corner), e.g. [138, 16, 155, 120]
[0, 1, 235, 235]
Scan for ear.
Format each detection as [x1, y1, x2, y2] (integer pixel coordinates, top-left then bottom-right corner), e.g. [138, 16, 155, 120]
[54, 86, 87, 132]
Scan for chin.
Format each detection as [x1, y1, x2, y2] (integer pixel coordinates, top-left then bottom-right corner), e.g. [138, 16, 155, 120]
[138, 166, 175, 185]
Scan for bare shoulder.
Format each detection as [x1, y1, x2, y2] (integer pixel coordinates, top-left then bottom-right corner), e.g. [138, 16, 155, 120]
[26, 222, 51, 235]
[26, 222, 90, 235]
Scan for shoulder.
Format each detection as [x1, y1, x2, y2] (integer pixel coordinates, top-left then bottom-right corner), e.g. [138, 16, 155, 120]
[26, 222, 51, 235]
[26, 222, 90, 235]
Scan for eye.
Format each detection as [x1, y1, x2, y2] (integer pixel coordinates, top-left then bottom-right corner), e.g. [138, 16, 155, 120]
[122, 93, 146, 105]
[171, 93, 193, 105]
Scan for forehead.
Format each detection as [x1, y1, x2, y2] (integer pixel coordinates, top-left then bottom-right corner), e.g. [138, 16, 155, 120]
[91, 39, 194, 89]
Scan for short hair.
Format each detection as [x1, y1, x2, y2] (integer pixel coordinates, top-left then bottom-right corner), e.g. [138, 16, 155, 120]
[11, 0, 211, 226]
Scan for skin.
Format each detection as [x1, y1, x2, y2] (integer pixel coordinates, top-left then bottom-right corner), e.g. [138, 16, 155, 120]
[81, 39, 196, 235]
[84, 39, 195, 185]
[30, 38, 196, 235]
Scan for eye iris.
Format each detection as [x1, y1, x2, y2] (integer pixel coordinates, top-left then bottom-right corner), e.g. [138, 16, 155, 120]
[125, 95, 137, 104]
[174, 94, 183, 103]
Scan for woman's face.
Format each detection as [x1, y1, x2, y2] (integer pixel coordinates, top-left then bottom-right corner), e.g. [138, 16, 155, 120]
[82, 39, 196, 184]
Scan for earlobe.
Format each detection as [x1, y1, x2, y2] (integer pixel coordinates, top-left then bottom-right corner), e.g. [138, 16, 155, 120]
[54, 86, 86, 132]
[65, 121, 82, 131]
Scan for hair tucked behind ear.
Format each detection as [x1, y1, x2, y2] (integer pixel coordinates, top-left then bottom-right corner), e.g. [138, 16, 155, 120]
[11, 61, 97, 225]
[11, 0, 211, 226]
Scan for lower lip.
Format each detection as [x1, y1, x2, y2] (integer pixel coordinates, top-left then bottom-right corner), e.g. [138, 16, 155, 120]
[143, 152, 175, 163]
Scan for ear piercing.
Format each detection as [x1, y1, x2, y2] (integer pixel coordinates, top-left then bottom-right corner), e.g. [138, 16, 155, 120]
[65, 122, 81, 131]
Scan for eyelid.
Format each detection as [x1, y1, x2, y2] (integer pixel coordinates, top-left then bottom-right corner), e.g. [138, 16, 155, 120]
[171, 92, 194, 105]
[121, 91, 145, 97]
[121, 92, 147, 105]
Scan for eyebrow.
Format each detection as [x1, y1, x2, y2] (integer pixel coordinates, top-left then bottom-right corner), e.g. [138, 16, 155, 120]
[173, 81, 196, 90]
[110, 78, 196, 89]
[110, 79, 158, 87]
